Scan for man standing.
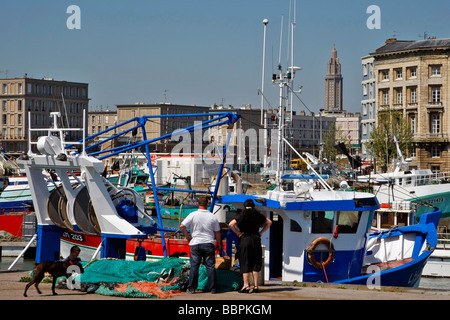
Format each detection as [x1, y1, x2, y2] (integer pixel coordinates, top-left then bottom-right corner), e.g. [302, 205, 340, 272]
[180, 196, 222, 294]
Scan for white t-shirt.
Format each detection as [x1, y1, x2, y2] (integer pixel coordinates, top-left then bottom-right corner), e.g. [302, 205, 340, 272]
[181, 209, 221, 246]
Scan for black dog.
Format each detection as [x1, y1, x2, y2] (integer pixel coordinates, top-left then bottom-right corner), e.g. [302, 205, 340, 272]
[24, 261, 84, 297]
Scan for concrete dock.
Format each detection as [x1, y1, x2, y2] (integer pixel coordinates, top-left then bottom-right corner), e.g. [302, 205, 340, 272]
[1, 269, 449, 301]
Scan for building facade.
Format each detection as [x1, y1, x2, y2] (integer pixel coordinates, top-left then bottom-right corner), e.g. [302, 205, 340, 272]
[371, 38, 450, 172]
[361, 55, 376, 159]
[87, 109, 118, 137]
[115, 103, 210, 153]
[0, 76, 88, 155]
[334, 113, 361, 155]
[324, 45, 344, 113]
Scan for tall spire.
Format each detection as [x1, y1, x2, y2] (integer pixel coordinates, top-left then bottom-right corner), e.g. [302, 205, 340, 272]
[324, 44, 343, 112]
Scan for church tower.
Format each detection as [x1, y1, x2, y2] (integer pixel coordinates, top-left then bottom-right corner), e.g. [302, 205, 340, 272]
[324, 45, 343, 112]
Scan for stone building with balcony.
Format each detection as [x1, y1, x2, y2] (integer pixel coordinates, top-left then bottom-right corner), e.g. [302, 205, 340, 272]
[371, 38, 450, 172]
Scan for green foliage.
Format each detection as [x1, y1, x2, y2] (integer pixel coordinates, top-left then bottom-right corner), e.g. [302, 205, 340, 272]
[366, 108, 413, 172]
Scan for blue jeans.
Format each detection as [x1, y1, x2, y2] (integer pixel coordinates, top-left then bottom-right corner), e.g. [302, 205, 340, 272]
[188, 243, 216, 292]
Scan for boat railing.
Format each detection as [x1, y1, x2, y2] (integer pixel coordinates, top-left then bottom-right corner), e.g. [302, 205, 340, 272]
[436, 235, 450, 250]
[430, 171, 450, 184]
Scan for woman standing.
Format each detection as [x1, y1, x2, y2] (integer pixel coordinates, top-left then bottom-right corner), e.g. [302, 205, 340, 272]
[229, 199, 272, 293]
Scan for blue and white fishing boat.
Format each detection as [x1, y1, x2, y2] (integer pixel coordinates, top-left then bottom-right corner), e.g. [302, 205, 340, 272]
[216, 60, 441, 288]
[218, 190, 440, 287]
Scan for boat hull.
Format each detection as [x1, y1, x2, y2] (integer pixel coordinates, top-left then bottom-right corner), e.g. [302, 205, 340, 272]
[60, 230, 191, 261]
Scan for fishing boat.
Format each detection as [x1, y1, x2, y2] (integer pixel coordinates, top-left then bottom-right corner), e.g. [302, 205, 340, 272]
[357, 136, 450, 229]
[10, 110, 239, 269]
[214, 60, 442, 288]
[353, 136, 450, 277]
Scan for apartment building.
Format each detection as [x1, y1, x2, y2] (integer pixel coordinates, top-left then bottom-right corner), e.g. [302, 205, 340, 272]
[87, 109, 118, 136]
[371, 38, 450, 172]
[115, 103, 210, 153]
[0, 76, 88, 154]
[361, 55, 376, 159]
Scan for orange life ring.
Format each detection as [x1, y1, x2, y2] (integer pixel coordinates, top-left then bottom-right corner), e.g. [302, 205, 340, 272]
[306, 237, 335, 269]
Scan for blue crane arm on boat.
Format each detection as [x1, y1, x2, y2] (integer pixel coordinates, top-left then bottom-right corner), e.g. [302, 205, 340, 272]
[65, 111, 240, 258]
[66, 112, 240, 160]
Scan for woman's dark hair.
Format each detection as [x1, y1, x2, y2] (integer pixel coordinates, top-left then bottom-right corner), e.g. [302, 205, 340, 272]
[244, 199, 255, 211]
[238, 199, 262, 231]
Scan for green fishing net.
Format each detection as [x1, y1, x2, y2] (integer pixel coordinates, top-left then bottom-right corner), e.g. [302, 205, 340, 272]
[76, 258, 242, 298]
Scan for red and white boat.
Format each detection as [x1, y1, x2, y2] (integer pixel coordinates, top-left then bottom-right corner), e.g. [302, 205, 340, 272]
[60, 229, 192, 261]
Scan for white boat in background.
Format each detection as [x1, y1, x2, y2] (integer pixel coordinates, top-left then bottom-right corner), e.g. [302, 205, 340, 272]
[357, 136, 450, 229]
[356, 137, 450, 277]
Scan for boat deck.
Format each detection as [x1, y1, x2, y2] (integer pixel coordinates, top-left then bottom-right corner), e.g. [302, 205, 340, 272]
[362, 258, 414, 274]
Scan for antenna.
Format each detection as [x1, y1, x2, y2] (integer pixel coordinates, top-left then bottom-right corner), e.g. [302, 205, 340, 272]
[278, 15, 284, 67]
[261, 18, 269, 126]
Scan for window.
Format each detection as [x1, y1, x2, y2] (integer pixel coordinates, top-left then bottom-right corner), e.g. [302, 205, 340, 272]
[410, 68, 417, 78]
[27, 83, 32, 94]
[337, 211, 362, 234]
[395, 69, 403, 79]
[312, 211, 334, 234]
[411, 146, 416, 158]
[396, 89, 403, 104]
[431, 87, 441, 103]
[431, 66, 441, 76]
[410, 87, 417, 103]
[410, 115, 416, 134]
[2, 101, 6, 111]
[382, 70, 389, 81]
[18, 100, 22, 111]
[431, 146, 440, 158]
[290, 220, 302, 232]
[2, 115, 6, 125]
[18, 114, 22, 125]
[430, 113, 440, 134]
[18, 128, 23, 138]
[382, 90, 389, 105]
[2, 84, 7, 94]
[18, 83, 23, 94]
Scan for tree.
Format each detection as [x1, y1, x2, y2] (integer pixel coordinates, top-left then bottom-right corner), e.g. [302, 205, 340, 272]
[366, 108, 413, 172]
[322, 122, 340, 161]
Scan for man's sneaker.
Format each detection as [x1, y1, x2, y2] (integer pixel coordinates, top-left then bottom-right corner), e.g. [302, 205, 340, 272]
[187, 289, 195, 294]
[211, 289, 217, 294]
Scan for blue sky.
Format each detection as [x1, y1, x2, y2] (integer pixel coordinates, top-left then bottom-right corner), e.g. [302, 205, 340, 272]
[1, 0, 449, 114]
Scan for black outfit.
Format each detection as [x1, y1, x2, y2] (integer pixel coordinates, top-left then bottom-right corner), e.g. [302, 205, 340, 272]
[236, 210, 266, 273]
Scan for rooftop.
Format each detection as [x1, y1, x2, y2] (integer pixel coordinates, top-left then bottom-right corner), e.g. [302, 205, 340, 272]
[372, 38, 450, 56]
